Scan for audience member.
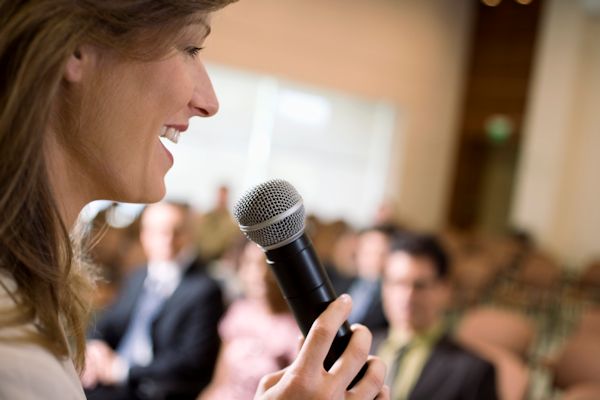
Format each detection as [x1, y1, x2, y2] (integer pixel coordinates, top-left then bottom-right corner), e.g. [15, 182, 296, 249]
[308, 217, 356, 295]
[377, 232, 497, 400]
[330, 229, 359, 279]
[345, 225, 396, 331]
[195, 185, 239, 262]
[373, 199, 399, 227]
[83, 202, 224, 400]
[199, 242, 299, 400]
[206, 234, 248, 305]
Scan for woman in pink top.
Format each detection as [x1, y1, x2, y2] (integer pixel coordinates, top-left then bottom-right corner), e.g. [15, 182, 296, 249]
[200, 243, 299, 399]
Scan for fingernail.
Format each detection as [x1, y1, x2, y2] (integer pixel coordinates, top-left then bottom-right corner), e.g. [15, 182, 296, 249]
[339, 293, 351, 304]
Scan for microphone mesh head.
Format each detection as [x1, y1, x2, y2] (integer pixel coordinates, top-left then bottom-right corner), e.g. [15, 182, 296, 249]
[232, 179, 305, 249]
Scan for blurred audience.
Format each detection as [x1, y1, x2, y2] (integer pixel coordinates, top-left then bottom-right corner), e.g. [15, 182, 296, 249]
[373, 198, 401, 227]
[88, 205, 146, 309]
[377, 232, 497, 400]
[206, 234, 248, 305]
[307, 216, 357, 294]
[81, 189, 600, 399]
[83, 202, 224, 400]
[198, 242, 299, 400]
[345, 225, 397, 331]
[194, 184, 239, 263]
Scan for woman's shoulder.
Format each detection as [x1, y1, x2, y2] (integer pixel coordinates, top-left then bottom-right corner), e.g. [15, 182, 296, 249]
[0, 272, 86, 399]
[0, 340, 86, 399]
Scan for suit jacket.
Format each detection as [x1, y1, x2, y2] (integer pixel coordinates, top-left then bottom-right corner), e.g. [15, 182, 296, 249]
[345, 277, 388, 332]
[88, 259, 224, 400]
[408, 335, 497, 400]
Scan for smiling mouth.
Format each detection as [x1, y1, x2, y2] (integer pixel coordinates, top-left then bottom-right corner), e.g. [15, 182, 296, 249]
[159, 126, 181, 144]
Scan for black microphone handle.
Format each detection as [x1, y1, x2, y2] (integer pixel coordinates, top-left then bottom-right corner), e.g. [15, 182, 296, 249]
[265, 234, 367, 389]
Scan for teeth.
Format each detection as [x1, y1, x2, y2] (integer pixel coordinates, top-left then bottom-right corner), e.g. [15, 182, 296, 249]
[160, 126, 181, 144]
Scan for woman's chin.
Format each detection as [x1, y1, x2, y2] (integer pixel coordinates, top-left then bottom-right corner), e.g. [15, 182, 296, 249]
[117, 181, 167, 204]
[140, 185, 167, 204]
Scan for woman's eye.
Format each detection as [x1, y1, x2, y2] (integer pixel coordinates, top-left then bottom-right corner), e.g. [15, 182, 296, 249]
[185, 46, 204, 58]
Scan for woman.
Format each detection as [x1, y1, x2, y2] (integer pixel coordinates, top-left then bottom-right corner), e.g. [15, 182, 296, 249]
[200, 242, 300, 400]
[0, 1, 388, 399]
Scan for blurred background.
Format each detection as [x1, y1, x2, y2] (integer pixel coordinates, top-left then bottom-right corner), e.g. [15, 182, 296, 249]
[84, 0, 600, 399]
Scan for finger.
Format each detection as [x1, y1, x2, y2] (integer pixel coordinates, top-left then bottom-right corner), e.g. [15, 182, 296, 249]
[294, 294, 352, 372]
[347, 356, 387, 400]
[328, 324, 371, 387]
[255, 368, 286, 396]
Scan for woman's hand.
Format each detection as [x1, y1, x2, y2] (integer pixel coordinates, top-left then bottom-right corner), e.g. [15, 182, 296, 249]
[254, 294, 389, 400]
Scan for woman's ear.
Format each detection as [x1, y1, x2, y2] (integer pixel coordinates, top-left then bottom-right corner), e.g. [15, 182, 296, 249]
[63, 45, 96, 83]
[64, 48, 84, 82]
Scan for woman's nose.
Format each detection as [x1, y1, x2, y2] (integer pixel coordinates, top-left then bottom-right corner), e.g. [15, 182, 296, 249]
[190, 62, 219, 117]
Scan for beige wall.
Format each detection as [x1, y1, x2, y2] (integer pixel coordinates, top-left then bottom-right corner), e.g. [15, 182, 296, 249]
[511, 0, 600, 268]
[205, 0, 474, 229]
[202, 0, 600, 266]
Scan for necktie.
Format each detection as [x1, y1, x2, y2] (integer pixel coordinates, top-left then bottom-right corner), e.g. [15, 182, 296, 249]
[386, 343, 411, 400]
[116, 281, 166, 366]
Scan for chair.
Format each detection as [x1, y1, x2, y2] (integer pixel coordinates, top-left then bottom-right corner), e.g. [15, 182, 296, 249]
[574, 307, 600, 337]
[578, 260, 600, 302]
[548, 334, 600, 390]
[562, 384, 600, 400]
[512, 252, 562, 312]
[455, 306, 536, 360]
[451, 253, 499, 309]
[516, 252, 562, 289]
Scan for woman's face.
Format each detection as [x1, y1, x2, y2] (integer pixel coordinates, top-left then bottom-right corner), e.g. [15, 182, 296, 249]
[238, 243, 269, 300]
[63, 21, 218, 204]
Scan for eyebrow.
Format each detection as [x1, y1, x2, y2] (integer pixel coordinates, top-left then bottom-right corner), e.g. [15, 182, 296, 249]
[188, 16, 212, 39]
[203, 25, 212, 39]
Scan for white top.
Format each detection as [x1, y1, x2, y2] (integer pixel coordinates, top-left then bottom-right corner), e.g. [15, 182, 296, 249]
[0, 272, 86, 400]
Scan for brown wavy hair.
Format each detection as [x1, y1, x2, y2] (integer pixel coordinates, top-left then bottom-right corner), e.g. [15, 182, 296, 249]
[0, 0, 236, 370]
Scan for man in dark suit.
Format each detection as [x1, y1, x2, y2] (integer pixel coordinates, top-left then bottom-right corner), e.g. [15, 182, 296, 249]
[83, 201, 224, 400]
[377, 232, 497, 400]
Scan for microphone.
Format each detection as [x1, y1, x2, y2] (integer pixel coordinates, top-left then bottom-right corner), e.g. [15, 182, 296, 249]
[232, 178, 367, 388]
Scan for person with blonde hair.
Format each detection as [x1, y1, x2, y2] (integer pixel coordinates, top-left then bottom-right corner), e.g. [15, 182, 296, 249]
[0, 1, 388, 399]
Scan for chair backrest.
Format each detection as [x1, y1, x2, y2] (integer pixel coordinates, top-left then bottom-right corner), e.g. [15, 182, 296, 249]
[575, 307, 600, 338]
[451, 254, 498, 307]
[455, 306, 536, 360]
[561, 384, 600, 400]
[579, 260, 600, 288]
[550, 334, 600, 390]
[516, 252, 561, 289]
